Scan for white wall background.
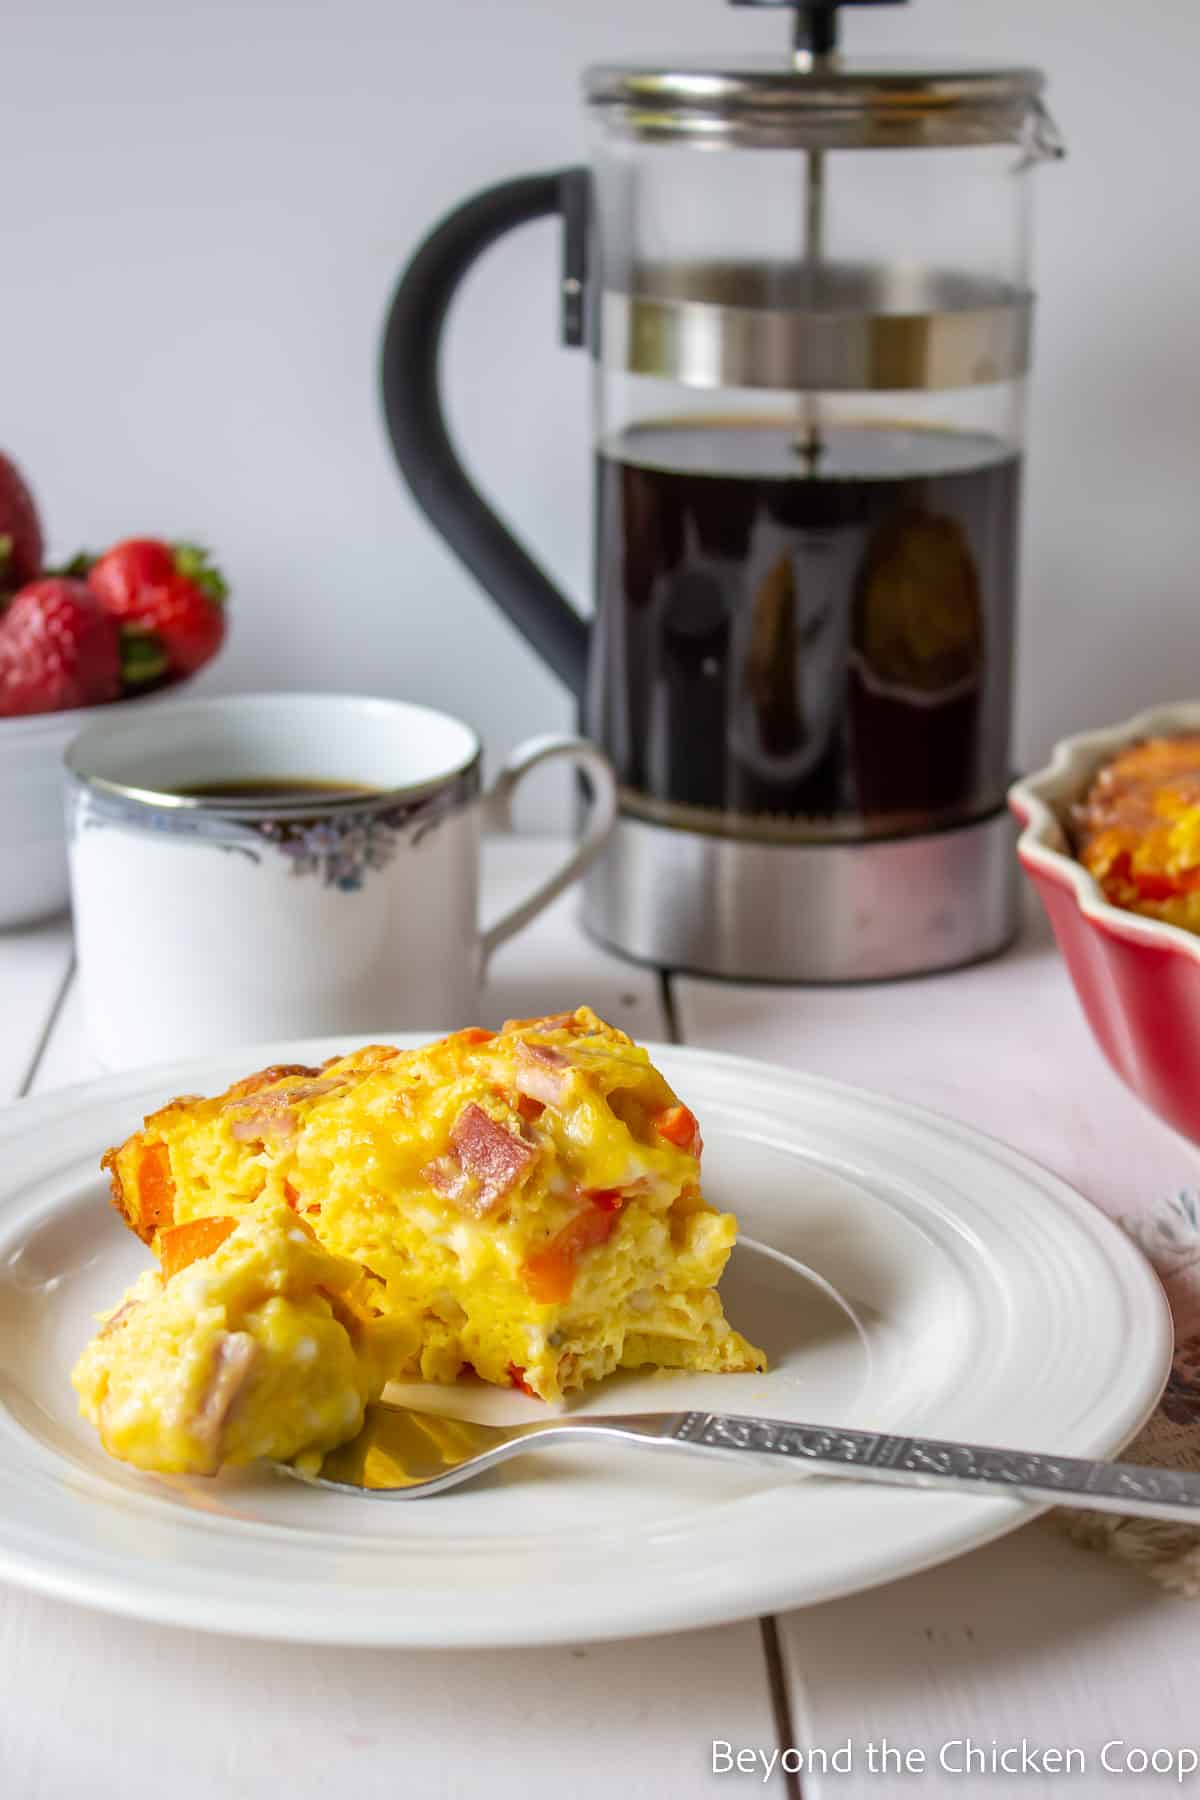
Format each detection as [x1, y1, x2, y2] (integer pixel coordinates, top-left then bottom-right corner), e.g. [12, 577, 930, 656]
[4, 0, 1198, 815]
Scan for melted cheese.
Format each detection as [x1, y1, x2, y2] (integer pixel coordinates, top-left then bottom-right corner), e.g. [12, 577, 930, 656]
[82, 1008, 765, 1474]
[72, 1200, 411, 1475]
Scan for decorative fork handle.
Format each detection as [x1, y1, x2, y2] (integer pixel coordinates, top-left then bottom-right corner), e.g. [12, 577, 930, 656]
[664, 1413, 1197, 1523]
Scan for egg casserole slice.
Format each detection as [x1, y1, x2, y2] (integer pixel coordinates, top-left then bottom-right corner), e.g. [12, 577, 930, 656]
[72, 1199, 410, 1476]
[97, 1008, 764, 1428]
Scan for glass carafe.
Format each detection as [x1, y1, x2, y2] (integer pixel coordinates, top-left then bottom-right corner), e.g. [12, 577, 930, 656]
[380, 18, 1062, 980]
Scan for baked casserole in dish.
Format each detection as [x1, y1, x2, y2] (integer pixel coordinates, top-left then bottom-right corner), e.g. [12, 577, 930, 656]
[1011, 703, 1200, 1143]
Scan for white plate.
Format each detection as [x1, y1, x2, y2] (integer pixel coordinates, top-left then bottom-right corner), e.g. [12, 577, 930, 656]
[0, 1038, 1171, 1647]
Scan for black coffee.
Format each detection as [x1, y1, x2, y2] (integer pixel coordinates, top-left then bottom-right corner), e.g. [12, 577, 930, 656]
[588, 419, 1021, 838]
[177, 779, 378, 805]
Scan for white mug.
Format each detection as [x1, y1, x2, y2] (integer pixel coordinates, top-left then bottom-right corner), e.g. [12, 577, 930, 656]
[65, 693, 618, 1069]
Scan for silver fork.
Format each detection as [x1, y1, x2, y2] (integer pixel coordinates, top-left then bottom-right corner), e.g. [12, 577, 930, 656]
[275, 1402, 1200, 1523]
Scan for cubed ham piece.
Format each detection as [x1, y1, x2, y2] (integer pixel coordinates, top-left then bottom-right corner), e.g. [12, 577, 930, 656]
[224, 1063, 322, 1101]
[223, 1076, 345, 1145]
[452, 1103, 536, 1199]
[502, 1012, 575, 1034]
[513, 1040, 570, 1107]
[229, 1104, 299, 1145]
[422, 1153, 470, 1205]
[222, 1076, 342, 1114]
[424, 1104, 538, 1218]
[282, 1077, 345, 1100]
[190, 1331, 259, 1472]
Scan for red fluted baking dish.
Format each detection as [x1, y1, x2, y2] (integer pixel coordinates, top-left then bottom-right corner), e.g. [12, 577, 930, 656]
[1010, 702, 1200, 1143]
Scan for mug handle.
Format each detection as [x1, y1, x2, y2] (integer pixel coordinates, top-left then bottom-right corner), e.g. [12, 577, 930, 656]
[479, 736, 618, 964]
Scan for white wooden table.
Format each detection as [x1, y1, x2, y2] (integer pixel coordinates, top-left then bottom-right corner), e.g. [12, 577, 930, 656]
[2, 840, 1196, 1799]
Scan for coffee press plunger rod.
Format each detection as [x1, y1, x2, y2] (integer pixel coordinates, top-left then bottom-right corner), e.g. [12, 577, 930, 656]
[730, 1, 909, 467]
[793, 8, 832, 467]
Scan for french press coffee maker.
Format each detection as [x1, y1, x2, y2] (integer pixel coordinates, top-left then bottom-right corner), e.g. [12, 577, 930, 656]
[381, 0, 1062, 980]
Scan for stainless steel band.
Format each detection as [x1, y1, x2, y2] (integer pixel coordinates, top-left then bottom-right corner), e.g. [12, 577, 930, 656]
[582, 807, 1020, 981]
[599, 262, 1032, 391]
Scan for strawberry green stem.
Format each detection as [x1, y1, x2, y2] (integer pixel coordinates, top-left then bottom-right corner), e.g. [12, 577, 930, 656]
[120, 626, 169, 688]
[173, 543, 228, 604]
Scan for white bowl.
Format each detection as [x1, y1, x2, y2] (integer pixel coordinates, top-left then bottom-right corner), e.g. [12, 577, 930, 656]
[0, 681, 196, 930]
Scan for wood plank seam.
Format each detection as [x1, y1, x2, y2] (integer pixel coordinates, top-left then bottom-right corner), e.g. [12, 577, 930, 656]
[15, 956, 74, 1099]
[660, 968, 804, 1799]
[760, 1615, 804, 1800]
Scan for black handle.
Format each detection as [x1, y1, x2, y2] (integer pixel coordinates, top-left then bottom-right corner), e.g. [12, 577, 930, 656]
[380, 169, 591, 701]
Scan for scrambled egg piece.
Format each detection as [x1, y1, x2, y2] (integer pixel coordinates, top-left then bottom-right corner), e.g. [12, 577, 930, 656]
[1076, 735, 1200, 933]
[72, 1199, 407, 1476]
[82, 1007, 763, 1476]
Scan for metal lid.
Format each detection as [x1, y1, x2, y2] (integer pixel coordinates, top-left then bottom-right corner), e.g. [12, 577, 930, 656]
[583, 58, 1051, 150]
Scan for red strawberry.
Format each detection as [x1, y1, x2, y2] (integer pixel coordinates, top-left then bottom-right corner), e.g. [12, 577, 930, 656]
[87, 538, 227, 676]
[140, 571, 225, 675]
[0, 454, 44, 595]
[0, 578, 121, 716]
